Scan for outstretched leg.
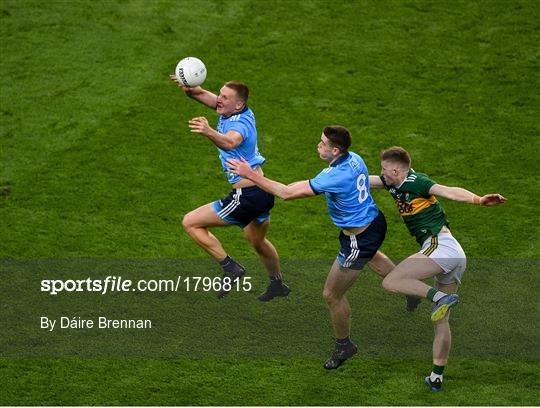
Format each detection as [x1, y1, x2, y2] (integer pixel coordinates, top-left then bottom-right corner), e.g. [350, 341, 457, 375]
[382, 253, 458, 321]
[382, 253, 443, 297]
[182, 203, 246, 298]
[368, 251, 422, 311]
[182, 203, 230, 261]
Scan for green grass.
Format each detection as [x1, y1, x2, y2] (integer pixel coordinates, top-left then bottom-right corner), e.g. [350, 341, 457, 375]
[1, 0, 539, 405]
[1, 358, 537, 405]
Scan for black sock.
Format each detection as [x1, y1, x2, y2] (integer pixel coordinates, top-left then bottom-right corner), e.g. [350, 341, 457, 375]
[335, 336, 351, 348]
[219, 255, 236, 273]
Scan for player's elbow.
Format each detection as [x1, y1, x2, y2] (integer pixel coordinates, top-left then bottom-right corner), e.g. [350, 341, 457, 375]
[219, 142, 235, 151]
[221, 138, 242, 151]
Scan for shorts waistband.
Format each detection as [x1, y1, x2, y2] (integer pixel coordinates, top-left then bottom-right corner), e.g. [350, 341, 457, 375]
[342, 225, 369, 236]
[432, 227, 452, 236]
[230, 185, 262, 193]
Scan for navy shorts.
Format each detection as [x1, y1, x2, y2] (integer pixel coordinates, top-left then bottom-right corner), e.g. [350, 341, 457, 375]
[212, 185, 275, 228]
[337, 210, 387, 270]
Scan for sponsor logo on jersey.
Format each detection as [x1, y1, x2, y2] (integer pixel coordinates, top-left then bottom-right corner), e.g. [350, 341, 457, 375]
[395, 196, 437, 216]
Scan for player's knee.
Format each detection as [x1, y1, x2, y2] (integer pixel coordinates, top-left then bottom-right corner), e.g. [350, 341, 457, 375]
[382, 274, 398, 293]
[182, 213, 195, 232]
[247, 236, 268, 254]
[322, 288, 338, 306]
[247, 236, 262, 251]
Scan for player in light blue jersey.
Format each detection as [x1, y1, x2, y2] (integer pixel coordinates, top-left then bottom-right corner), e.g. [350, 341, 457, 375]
[215, 106, 265, 184]
[227, 125, 392, 370]
[309, 150, 380, 231]
[170, 77, 290, 301]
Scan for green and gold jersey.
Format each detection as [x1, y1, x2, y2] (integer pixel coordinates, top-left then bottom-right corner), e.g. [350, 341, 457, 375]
[381, 169, 449, 245]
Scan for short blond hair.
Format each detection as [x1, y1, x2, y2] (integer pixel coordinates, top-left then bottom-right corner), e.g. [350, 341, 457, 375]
[380, 146, 411, 167]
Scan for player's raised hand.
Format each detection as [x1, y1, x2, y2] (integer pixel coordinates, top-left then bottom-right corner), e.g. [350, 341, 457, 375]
[480, 193, 507, 206]
[227, 158, 252, 178]
[188, 117, 211, 135]
[169, 74, 184, 88]
[170, 75, 199, 93]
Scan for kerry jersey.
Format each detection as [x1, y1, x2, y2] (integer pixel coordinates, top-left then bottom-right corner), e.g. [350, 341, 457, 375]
[381, 169, 449, 245]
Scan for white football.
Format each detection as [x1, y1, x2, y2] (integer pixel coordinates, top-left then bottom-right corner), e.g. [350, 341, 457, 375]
[175, 57, 207, 87]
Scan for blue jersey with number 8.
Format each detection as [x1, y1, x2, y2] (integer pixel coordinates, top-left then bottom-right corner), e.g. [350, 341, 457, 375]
[309, 152, 379, 228]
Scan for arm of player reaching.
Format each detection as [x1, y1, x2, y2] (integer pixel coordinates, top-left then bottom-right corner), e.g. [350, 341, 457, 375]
[188, 117, 242, 150]
[169, 76, 218, 109]
[429, 184, 507, 206]
[227, 158, 315, 201]
[369, 175, 384, 189]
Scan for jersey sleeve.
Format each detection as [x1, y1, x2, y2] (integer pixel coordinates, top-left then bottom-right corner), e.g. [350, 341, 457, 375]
[414, 173, 437, 196]
[226, 120, 248, 141]
[309, 168, 341, 195]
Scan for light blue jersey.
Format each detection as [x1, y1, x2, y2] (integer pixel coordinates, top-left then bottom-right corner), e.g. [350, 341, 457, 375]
[216, 107, 265, 184]
[309, 152, 379, 228]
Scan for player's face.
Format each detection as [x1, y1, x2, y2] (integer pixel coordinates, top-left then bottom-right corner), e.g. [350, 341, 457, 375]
[216, 86, 244, 117]
[317, 134, 339, 162]
[380, 160, 405, 186]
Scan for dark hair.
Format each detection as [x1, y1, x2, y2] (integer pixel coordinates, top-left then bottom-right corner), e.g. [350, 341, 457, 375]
[225, 81, 249, 103]
[323, 125, 351, 152]
[380, 146, 411, 167]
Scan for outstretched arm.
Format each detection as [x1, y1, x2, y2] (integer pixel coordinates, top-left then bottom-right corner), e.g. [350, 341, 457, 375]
[369, 175, 384, 189]
[429, 184, 507, 206]
[169, 75, 218, 109]
[227, 158, 315, 200]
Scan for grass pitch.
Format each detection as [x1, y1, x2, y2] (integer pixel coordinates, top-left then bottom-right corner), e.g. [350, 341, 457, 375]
[1, 0, 539, 405]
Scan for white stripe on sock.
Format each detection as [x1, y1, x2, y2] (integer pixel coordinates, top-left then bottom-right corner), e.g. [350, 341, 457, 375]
[433, 291, 446, 303]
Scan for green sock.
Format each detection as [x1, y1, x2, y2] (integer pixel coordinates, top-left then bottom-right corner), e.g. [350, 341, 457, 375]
[427, 288, 446, 302]
[433, 364, 445, 375]
[427, 287, 438, 301]
[430, 364, 445, 382]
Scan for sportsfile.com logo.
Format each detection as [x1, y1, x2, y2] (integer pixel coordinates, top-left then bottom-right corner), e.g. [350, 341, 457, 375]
[40, 275, 252, 295]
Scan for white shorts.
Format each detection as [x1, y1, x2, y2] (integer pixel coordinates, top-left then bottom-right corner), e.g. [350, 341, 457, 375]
[419, 232, 467, 285]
